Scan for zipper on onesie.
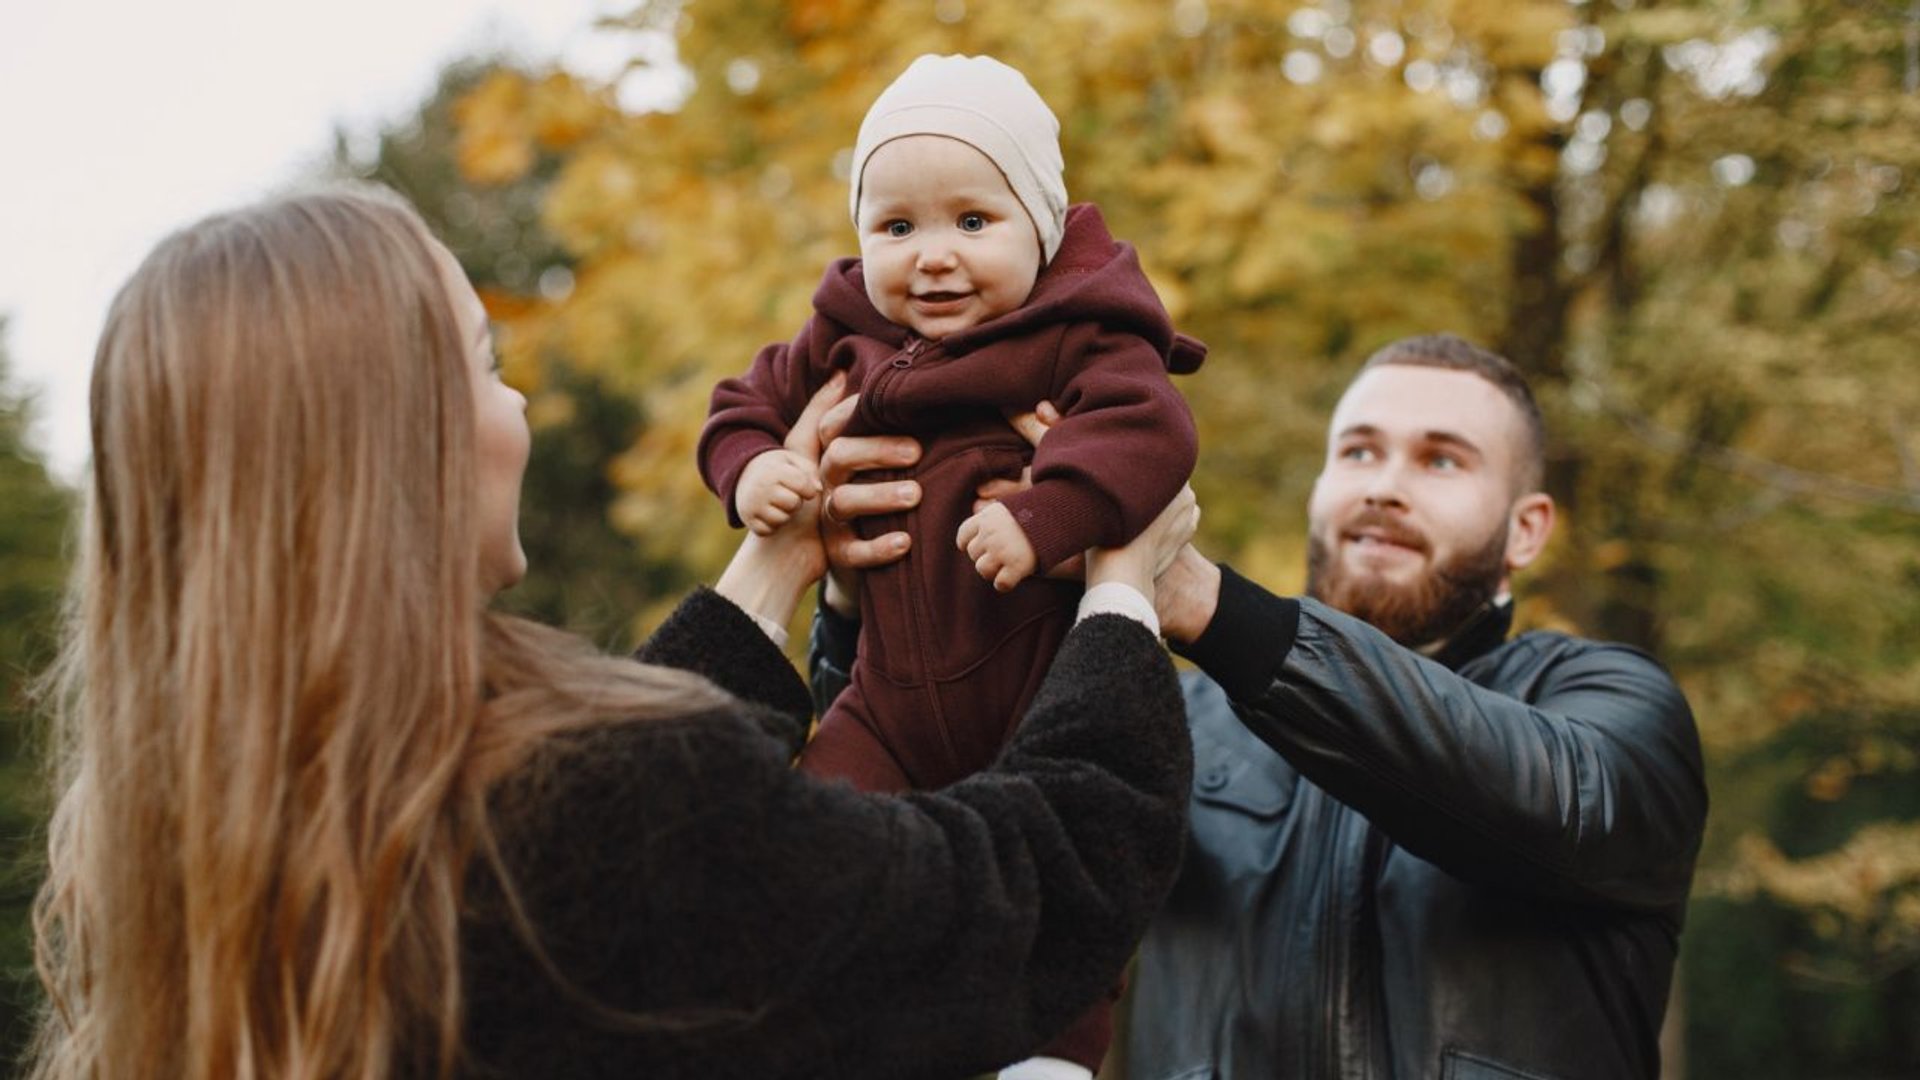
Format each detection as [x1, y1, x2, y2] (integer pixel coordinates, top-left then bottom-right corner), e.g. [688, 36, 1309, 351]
[867, 335, 926, 422]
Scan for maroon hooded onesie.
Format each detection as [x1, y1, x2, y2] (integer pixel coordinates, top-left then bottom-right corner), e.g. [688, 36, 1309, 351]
[700, 203, 1202, 793]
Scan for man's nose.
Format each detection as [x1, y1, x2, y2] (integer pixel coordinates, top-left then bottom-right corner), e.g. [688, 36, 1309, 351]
[1362, 457, 1410, 507]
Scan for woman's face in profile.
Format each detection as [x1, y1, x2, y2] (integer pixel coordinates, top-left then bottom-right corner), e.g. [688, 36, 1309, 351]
[436, 244, 531, 594]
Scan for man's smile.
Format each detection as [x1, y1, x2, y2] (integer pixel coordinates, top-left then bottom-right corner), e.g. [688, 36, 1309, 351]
[1346, 528, 1424, 552]
[1340, 511, 1429, 558]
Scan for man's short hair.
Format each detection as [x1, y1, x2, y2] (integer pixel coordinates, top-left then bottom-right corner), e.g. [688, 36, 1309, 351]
[1360, 334, 1546, 494]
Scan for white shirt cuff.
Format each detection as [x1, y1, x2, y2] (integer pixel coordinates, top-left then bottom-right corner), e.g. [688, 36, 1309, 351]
[1075, 581, 1159, 637]
[740, 607, 789, 650]
[998, 1058, 1094, 1080]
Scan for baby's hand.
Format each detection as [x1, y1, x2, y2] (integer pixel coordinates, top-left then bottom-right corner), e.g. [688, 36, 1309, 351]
[957, 502, 1038, 593]
[737, 448, 822, 536]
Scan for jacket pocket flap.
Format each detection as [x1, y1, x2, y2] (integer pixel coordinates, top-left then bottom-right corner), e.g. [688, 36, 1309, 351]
[1441, 1048, 1559, 1080]
[1189, 738, 1292, 817]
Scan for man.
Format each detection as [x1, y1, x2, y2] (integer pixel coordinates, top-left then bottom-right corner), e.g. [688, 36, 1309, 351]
[812, 334, 1707, 1080]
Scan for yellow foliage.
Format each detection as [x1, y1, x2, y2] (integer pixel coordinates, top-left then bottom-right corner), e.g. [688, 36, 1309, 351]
[1475, 5, 1572, 70]
[1186, 94, 1267, 162]
[528, 72, 609, 150]
[453, 69, 538, 186]
[1715, 824, 1920, 954]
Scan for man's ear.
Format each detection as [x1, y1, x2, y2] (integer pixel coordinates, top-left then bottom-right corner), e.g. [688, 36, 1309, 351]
[1504, 492, 1555, 573]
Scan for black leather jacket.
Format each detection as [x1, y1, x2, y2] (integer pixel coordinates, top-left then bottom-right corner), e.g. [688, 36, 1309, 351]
[1116, 567, 1708, 1080]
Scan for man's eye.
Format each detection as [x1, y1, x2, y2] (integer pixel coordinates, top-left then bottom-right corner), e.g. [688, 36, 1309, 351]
[886, 220, 913, 238]
[1339, 445, 1374, 462]
[958, 213, 987, 232]
[1429, 453, 1460, 471]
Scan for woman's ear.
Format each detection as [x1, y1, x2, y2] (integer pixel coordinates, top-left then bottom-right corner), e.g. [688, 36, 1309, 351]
[1504, 492, 1555, 574]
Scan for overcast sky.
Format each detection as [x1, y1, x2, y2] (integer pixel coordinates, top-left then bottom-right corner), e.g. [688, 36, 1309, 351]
[0, 0, 635, 481]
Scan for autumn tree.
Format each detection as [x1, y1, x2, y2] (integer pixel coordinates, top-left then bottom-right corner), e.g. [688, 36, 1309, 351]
[0, 317, 72, 1070]
[333, 57, 696, 648]
[1563, 3, 1920, 1070]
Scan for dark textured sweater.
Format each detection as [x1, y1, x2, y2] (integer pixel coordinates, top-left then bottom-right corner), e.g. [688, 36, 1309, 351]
[456, 588, 1191, 1079]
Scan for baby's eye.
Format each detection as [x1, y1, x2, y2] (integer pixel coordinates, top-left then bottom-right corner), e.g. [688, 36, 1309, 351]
[886, 220, 913, 238]
[1338, 445, 1375, 463]
[958, 213, 987, 232]
[1428, 452, 1460, 472]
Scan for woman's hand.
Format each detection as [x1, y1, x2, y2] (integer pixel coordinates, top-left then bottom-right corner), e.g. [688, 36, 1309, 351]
[1149, 541, 1222, 647]
[971, 400, 1061, 507]
[1084, 484, 1200, 602]
[976, 401, 1098, 582]
[815, 395, 922, 617]
[987, 398, 1203, 620]
[714, 374, 848, 628]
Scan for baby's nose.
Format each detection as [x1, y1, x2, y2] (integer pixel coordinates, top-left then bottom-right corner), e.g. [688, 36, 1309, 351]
[915, 237, 959, 270]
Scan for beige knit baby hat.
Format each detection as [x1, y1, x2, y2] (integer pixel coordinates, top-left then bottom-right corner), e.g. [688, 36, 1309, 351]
[848, 54, 1069, 263]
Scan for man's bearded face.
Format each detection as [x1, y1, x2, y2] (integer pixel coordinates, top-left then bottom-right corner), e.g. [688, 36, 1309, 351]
[1304, 365, 1534, 648]
[1305, 507, 1508, 647]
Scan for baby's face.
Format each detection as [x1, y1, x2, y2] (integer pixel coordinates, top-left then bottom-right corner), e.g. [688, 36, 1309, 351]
[856, 135, 1042, 341]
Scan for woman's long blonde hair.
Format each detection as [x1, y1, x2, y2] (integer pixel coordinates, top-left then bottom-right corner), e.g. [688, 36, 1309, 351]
[30, 188, 727, 1079]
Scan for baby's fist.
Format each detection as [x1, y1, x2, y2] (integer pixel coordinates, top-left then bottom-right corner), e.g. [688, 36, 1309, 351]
[737, 448, 821, 536]
[956, 502, 1038, 593]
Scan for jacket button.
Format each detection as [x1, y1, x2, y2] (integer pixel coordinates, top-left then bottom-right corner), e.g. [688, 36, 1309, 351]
[1198, 765, 1229, 791]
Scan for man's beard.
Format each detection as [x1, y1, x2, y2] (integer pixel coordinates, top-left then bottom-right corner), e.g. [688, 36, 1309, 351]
[1305, 511, 1508, 648]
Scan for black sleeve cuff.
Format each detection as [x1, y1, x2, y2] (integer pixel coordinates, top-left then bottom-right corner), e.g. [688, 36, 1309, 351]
[807, 588, 861, 715]
[636, 587, 813, 725]
[1169, 563, 1301, 704]
[812, 589, 861, 667]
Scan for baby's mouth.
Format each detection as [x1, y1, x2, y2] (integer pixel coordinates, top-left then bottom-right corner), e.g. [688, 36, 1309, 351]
[914, 291, 970, 303]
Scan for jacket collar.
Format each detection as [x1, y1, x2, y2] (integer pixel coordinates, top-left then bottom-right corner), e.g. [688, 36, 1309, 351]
[1428, 599, 1514, 672]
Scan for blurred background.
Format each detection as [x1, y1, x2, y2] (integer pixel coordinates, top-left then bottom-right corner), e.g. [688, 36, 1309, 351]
[2, 0, 1917, 1075]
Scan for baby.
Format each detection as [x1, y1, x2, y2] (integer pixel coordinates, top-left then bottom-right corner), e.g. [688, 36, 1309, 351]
[697, 56, 1201, 1074]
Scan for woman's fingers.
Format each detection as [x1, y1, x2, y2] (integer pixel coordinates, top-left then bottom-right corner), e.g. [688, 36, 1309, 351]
[1084, 485, 1199, 594]
[1001, 399, 1060, 449]
[828, 478, 920, 521]
[819, 432, 920, 487]
[1145, 486, 1200, 575]
[830, 530, 912, 570]
[815, 388, 860, 447]
[786, 372, 849, 461]
[974, 462, 1034, 506]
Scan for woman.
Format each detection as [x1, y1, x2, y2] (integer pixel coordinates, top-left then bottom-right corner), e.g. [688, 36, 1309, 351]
[29, 187, 1197, 1079]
